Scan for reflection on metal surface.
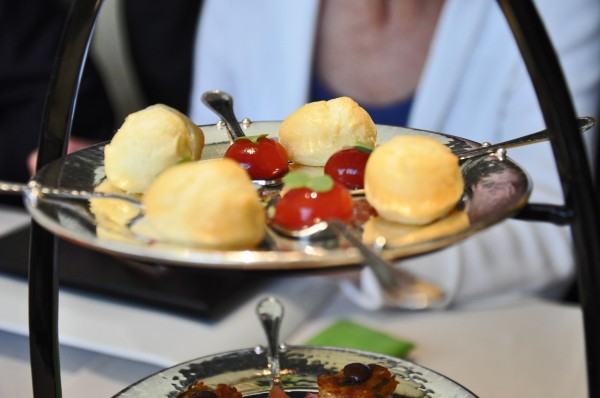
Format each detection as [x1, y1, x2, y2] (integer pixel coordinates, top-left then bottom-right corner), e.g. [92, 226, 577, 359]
[362, 210, 470, 250]
[26, 122, 531, 270]
[114, 345, 478, 398]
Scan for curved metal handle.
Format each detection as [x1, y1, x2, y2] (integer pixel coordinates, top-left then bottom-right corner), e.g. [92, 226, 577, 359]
[455, 116, 595, 160]
[0, 181, 29, 196]
[327, 219, 445, 309]
[201, 90, 247, 142]
[513, 203, 572, 225]
[256, 297, 284, 387]
[0, 180, 142, 207]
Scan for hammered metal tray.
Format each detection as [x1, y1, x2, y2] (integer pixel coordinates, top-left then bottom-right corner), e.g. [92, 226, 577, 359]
[113, 345, 478, 398]
[25, 121, 531, 270]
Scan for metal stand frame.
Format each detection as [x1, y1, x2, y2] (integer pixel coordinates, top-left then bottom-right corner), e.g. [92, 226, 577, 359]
[497, 4, 600, 397]
[28, 0, 600, 397]
[29, 1, 104, 397]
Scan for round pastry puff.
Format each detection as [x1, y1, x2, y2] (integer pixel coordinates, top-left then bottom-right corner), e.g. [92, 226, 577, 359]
[278, 97, 377, 166]
[104, 104, 204, 194]
[140, 158, 266, 250]
[365, 135, 464, 225]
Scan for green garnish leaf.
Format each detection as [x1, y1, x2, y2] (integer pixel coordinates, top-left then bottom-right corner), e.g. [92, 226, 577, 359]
[177, 156, 192, 164]
[282, 172, 311, 189]
[307, 175, 334, 192]
[282, 172, 334, 192]
[234, 134, 269, 144]
[354, 142, 374, 154]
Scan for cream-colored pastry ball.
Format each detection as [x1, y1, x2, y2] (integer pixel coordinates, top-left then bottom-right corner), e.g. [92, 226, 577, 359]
[278, 97, 377, 166]
[141, 158, 265, 249]
[104, 104, 204, 194]
[365, 135, 464, 225]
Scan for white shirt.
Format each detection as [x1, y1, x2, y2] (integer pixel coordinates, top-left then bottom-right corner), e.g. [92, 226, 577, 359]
[189, 0, 600, 307]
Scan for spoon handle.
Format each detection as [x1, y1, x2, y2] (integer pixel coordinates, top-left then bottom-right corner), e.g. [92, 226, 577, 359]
[201, 90, 247, 142]
[455, 116, 594, 160]
[256, 297, 284, 386]
[327, 219, 445, 309]
[327, 220, 406, 291]
[0, 181, 29, 196]
[0, 180, 142, 207]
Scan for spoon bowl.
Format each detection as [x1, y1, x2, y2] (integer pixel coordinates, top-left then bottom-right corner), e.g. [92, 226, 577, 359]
[202, 90, 286, 188]
[201, 90, 247, 141]
[268, 218, 446, 310]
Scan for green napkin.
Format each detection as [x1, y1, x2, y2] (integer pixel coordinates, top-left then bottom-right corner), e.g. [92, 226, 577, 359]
[304, 319, 414, 358]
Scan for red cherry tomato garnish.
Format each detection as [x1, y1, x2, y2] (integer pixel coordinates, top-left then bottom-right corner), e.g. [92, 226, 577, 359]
[224, 135, 289, 180]
[324, 147, 371, 189]
[272, 181, 354, 230]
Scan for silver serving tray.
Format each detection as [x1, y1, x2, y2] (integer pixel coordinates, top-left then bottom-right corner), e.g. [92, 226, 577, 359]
[26, 121, 531, 270]
[113, 345, 478, 398]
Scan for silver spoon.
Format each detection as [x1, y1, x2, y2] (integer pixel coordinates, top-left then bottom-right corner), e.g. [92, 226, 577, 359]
[1, 179, 279, 235]
[201, 89, 594, 161]
[0, 180, 143, 207]
[2, 180, 150, 242]
[454, 116, 594, 160]
[202, 90, 594, 178]
[0, 178, 276, 209]
[201, 90, 284, 188]
[201, 90, 248, 142]
[269, 218, 446, 310]
[256, 296, 285, 388]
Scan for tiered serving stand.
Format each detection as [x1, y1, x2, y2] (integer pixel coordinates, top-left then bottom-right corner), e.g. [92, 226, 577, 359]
[27, 0, 600, 397]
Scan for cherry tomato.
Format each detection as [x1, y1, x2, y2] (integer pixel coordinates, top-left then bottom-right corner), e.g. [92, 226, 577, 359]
[272, 181, 354, 230]
[224, 135, 289, 180]
[324, 146, 371, 189]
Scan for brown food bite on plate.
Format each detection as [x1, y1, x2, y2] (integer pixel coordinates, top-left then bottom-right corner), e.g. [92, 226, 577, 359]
[278, 97, 377, 166]
[139, 158, 265, 249]
[317, 363, 399, 398]
[176, 381, 242, 398]
[104, 103, 205, 194]
[364, 135, 464, 225]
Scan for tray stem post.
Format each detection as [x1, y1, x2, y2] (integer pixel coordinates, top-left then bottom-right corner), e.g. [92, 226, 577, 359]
[497, 1, 600, 397]
[29, 1, 106, 397]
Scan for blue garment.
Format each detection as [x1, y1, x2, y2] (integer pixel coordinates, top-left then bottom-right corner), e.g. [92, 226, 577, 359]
[310, 75, 413, 126]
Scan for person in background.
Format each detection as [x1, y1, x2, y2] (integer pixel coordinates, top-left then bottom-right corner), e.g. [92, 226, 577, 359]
[0, 0, 115, 207]
[0, 0, 202, 207]
[189, 0, 600, 307]
[2, 0, 598, 308]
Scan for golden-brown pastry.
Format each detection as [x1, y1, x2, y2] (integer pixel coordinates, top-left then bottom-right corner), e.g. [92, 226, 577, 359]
[139, 158, 265, 249]
[317, 363, 398, 398]
[278, 97, 377, 166]
[104, 104, 204, 194]
[176, 381, 242, 398]
[364, 135, 464, 225]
